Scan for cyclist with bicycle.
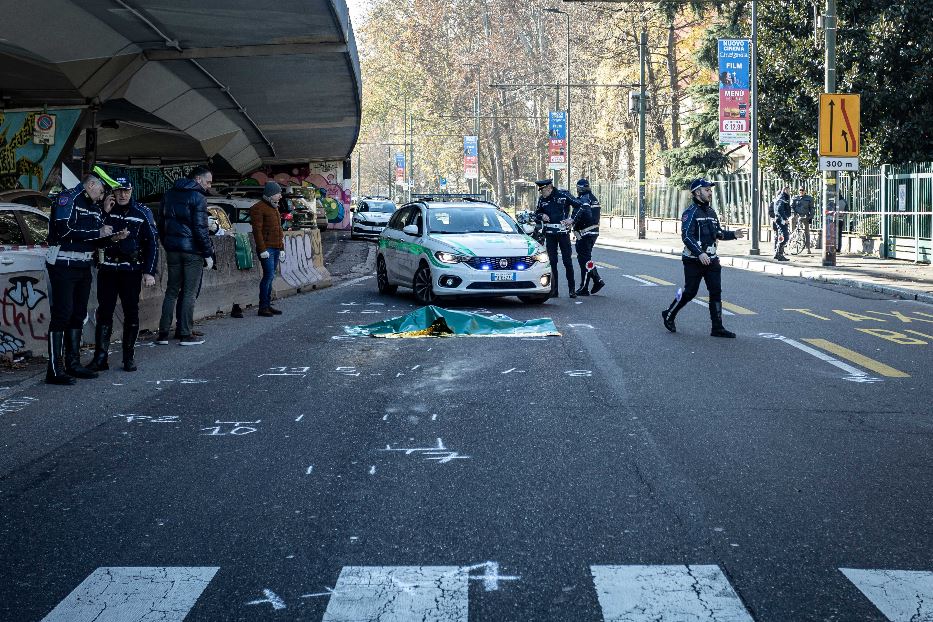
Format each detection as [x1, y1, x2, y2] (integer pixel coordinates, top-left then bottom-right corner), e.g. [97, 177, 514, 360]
[791, 187, 815, 254]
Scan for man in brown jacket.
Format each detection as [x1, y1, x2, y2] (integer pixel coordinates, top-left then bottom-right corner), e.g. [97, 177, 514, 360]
[250, 181, 286, 316]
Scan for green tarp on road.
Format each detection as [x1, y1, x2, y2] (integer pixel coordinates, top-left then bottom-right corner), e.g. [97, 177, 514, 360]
[345, 305, 560, 338]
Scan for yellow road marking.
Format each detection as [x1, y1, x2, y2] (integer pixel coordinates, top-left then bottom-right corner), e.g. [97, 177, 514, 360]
[803, 339, 910, 377]
[594, 261, 619, 270]
[699, 297, 757, 315]
[636, 274, 675, 286]
[785, 308, 832, 320]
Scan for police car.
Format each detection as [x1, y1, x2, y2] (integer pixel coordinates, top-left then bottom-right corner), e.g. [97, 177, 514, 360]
[351, 198, 398, 239]
[376, 196, 552, 304]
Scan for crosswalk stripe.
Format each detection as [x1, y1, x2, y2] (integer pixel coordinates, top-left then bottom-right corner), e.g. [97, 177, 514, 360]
[636, 274, 675, 286]
[591, 565, 753, 621]
[40, 566, 219, 622]
[691, 298, 736, 315]
[323, 566, 467, 621]
[803, 339, 910, 377]
[699, 296, 757, 315]
[840, 568, 933, 621]
[594, 261, 620, 270]
[622, 274, 658, 286]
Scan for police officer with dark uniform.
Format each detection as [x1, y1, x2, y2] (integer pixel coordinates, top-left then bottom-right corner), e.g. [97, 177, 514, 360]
[570, 178, 606, 296]
[45, 173, 128, 385]
[771, 187, 792, 261]
[534, 178, 582, 298]
[87, 177, 159, 373]
[661, 178, 746, 338]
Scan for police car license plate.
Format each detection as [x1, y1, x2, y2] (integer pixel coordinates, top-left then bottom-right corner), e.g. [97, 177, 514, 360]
[491, 272, 516, 282]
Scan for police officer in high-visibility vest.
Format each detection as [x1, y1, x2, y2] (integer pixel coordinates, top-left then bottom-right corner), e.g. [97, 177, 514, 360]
[570, 178, 606, 296]
[45, 173, 128, 385]
[534, 178, 583, 298]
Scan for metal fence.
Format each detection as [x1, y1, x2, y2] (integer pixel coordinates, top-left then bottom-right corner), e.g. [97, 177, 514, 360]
[592, 163, 932, 262]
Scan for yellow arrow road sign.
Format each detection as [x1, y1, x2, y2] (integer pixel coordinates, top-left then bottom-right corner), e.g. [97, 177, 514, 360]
[819, 94, 860, 156]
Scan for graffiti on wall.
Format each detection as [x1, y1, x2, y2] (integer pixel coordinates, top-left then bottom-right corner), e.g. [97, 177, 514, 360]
[101, 165, 195, 200]
[246, 164, 352, 230]
[0, 108, 82, 191]
[1, 274, 49, 353]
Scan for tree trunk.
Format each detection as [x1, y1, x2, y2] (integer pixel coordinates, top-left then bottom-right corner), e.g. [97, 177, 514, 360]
[667, 22, 681, 150]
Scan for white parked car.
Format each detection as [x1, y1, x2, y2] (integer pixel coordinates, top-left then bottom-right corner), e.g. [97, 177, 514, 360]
[376, 199, 552, 304]
[351, 198, 398, 239]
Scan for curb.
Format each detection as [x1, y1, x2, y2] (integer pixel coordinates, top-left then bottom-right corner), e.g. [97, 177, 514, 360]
[596, 238, 933, 304]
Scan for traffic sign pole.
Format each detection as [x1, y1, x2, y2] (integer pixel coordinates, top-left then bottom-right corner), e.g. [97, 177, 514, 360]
[821, 0, 838, 267]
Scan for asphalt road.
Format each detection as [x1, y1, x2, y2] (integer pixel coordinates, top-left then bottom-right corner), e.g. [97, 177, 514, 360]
[1, 239, 931, 621]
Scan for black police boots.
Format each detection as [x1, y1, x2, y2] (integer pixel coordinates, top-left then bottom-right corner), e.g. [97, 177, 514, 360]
[709, 301, 736, 338]
[123, 323, 139, 372]
[45, 331, 76, 385]
[575, 270, 590, 296]
[87, 323, 112, 372]
[64, 328, 98, 379]
[589, 268, 606, 294]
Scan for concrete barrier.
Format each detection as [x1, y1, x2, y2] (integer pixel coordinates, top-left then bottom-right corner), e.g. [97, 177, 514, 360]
[0, 228, 330, 355]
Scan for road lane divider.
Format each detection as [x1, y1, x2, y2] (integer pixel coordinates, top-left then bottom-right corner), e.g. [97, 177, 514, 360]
[691, 298, 735, 315]
[699, 296, 756, 315]
[622, 274, 658, 286]
[636, 274, 675, 286]
[803, 339, 910, 378]
[759, 333, 882, 383]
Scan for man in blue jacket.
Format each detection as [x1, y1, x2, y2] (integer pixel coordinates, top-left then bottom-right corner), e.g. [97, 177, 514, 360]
[156, 166, 214, 346]
[88, 177, 159, 372]
[661, 179, 746, 338]
[771, 187, 792, 261]
[45, 173, 128, 384]
[570, 178, 606, 296]
[534, 178, 583, 298]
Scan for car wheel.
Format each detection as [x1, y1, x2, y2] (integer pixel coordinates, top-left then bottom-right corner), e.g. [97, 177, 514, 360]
[413, 263, 436, 305]
[377, 256, 397, 295]
[518, 294, 550, 304]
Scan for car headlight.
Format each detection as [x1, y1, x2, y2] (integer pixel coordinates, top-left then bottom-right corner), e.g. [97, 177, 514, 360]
[532, 251, 549, 263]
[434, 251, 464, 264]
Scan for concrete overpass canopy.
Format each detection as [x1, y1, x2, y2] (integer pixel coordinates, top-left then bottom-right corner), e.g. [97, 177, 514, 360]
[0, 0, 362, 174]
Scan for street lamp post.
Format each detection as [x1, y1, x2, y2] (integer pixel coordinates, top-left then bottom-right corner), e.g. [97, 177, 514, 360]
[544, 8, 571, 186]
[463, 63, 482, 194]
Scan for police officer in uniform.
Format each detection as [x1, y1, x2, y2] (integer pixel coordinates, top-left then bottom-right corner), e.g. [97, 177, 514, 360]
[45, 173, 128, 385]
[661, 179, 746, 338]
[570, 178, 606, 296]
[534, 178, 582, 298]
[771, 187, 791, 261]
[87, 177, 159, 373]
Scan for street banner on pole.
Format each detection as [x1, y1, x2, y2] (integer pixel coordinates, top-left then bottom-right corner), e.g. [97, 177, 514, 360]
[717, 39, 751, 145]
[394, 153, 405, 186]
[547, 111, 568, 170]
[463, 136, 478, 180]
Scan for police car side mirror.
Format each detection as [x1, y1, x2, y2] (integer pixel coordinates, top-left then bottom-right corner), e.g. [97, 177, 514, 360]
[402, 224, 419, 236]
[521, 224, 535, 235]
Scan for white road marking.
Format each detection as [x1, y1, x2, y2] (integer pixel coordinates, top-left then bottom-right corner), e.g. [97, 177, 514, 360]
[841, 568, 933, 621]
[323, 566, 467, 622]
[759, 333, 882, 382]
[690, 298, 736, 315]
[591, 565, 753, 622]
[40, 566, 218, 622]
[246, 588, 287, 610]
[622, 274, 658, 286]
[295, 415, 304, 422]
[306, 465, 314, 475]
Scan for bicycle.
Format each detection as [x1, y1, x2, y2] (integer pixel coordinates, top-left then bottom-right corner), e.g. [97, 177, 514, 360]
[786, 218, 810, 255]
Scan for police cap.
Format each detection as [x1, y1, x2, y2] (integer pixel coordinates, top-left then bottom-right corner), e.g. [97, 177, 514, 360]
[534, 178, 553, 188]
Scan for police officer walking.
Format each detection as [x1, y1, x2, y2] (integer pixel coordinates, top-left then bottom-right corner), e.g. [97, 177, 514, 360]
[661, 179, 746, 338]
[87, 177, 159, 373]
[571, 178, 606, 296]
[534, 178, 582, 298]
[771, 187, 792, 261]
[45, 173, 128, 385]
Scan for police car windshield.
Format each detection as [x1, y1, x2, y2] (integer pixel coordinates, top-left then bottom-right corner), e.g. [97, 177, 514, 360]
[427, 207, 521, 234]
[368, 201, 397, 213]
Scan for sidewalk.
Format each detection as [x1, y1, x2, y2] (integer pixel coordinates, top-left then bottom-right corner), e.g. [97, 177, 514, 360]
[596, 229, 933, 304]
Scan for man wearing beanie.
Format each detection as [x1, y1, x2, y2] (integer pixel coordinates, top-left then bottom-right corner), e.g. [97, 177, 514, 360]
[250, 181, 286, 317]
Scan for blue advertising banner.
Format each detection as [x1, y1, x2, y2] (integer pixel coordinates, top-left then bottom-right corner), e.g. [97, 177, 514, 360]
[394, 152, 406, 184]
[463, 136, 478, 179]
[548, 111, 567, 170]
[717, 39, 751, 145]
[0, 108, 83, 190]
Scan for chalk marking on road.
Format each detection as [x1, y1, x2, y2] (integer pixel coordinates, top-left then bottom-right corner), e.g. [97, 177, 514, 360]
[40, 566, 219, 622]
[381, 438, 470, 464]
[691, 298, 736, 315]
[622, 274, 658, 286]
[306, 465, 313, 475]
[382, 414, 389, 421]
[840, 568, 933, 622]
[567, 323, 594, 329]
[431, 413, 438, 420]
[301, 587, 338, 599]
[636, 274, 675, 286]
[295, 415, 304, 422]
[699, 296, 756, 315]
[323, 566, 467, 622]
[804, 339, 909, 378]
[594, 261, 620, 270]
[461, 562, 521, 591]
[369, 465, 376, 475]
[565, 370, 593, 377]
[411, 365, 421, 371]
[590, 564, 754, 622]
[759, 333, 883, 383]
[246, 588, 287, 610]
